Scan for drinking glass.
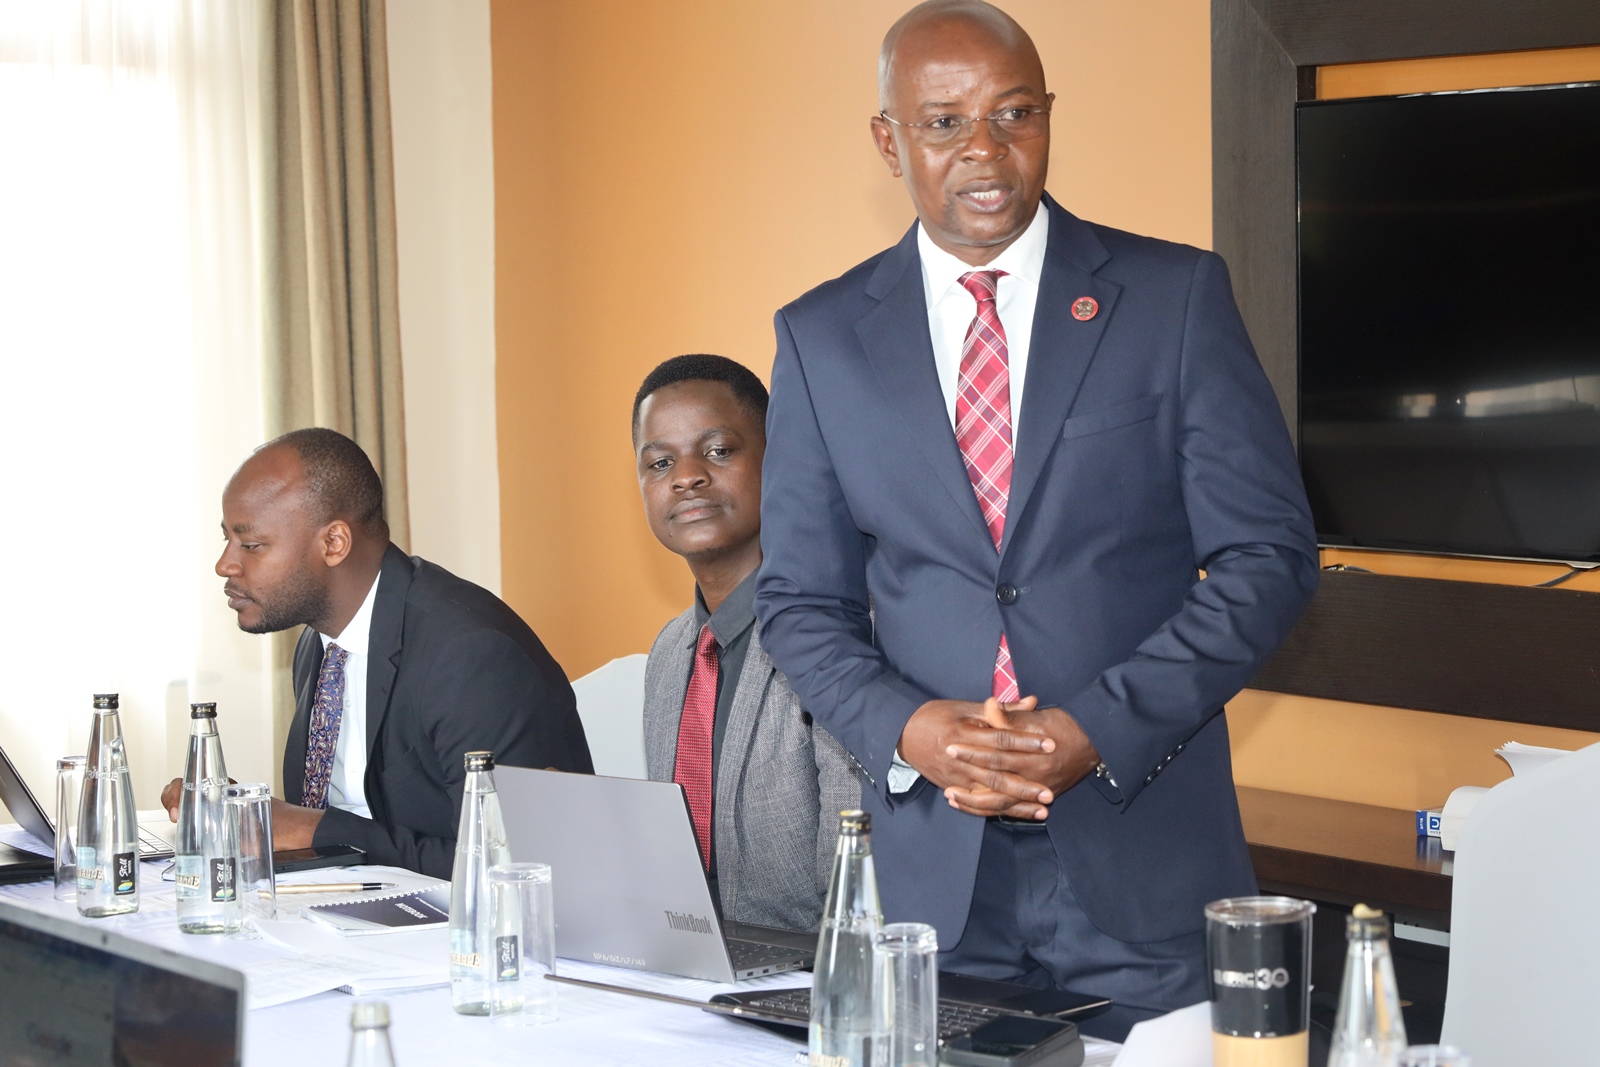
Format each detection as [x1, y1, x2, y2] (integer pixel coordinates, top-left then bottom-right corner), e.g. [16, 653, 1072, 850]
[873, 922, 939, 1067]
[54, 756, 86, 901]
[1205, 896, 1316, 1067]
[487, 862, 557, 1025]
[1399, 1047, 1471, 1067]
[224, 783, 274, 938]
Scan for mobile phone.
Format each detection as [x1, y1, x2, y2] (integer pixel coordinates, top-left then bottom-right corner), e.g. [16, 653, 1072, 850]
[271, 844, 367, 874]
[941, 1014, 1083, 1067]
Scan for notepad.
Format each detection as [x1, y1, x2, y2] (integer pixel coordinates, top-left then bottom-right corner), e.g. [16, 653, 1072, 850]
[302, 885, 451, 935]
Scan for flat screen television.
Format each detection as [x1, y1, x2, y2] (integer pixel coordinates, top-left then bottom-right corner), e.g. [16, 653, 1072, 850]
[1296, 81, 1600, 563]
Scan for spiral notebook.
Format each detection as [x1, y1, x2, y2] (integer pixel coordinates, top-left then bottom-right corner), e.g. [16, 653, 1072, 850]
[302, 885, 451, 935]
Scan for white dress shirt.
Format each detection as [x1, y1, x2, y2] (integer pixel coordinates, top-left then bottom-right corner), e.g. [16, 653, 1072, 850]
[890, 203, 1052, 794]
[320, 573, 380, 819]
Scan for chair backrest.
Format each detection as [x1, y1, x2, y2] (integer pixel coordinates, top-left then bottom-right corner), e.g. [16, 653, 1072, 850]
[1441, 739, 1600, 1066]
[570, 653, 648, 779]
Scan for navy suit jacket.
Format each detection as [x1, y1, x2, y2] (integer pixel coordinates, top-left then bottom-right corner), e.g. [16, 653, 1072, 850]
[755, 196, 1318, 946]
[284, 545, 594, 878]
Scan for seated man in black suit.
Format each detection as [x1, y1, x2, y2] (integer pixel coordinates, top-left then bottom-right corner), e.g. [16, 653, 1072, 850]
[162, 427, 592, 877]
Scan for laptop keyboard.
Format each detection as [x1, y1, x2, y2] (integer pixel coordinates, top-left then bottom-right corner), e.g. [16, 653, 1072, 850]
[727, 939, 808, 972]
[139, 827, 174, 854]
[738, 987, 1005, 1040]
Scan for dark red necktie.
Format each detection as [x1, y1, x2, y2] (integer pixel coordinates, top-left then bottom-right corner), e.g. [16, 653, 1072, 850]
[674, 624, 718, 869]
[956, 270, 1020, 702]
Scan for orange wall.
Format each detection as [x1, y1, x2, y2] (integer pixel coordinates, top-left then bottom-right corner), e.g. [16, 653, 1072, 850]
[491, 0, 1212, 678]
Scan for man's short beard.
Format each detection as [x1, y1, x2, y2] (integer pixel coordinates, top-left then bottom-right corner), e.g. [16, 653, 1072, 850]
[240, 569, 330, 634]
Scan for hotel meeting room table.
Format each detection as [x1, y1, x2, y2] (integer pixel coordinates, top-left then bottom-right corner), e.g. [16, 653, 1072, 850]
[0, 823, 1124, 1066]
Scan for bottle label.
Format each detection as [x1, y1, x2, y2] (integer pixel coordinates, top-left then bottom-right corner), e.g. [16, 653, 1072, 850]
[77, 845, 99, 890]
[495, 935, 520, 981]
[114, 852, 137, 895]
[209, 857, 237, 903]
[450, 952, 482, 968]
[174, 855, 204, 893]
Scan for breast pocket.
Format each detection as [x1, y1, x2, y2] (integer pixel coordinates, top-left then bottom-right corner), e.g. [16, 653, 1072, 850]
[1060, 393, 1163, 442]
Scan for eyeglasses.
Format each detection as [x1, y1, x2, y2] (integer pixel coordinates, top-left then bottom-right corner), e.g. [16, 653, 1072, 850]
[877, 104, 1051, 147]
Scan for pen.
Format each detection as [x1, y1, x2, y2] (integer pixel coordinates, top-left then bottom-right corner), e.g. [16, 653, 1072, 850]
[276, 882, 398, 895]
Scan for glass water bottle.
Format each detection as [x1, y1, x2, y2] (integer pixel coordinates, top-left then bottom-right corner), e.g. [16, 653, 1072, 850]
[175, 703, 235, 933]
[345, 1000, 398, 1067]
[76, 693, 140, 917]
[810, 809, 883, 1067]
[449, 751, 512, 1015]
[1329, 904, 1409, 1067]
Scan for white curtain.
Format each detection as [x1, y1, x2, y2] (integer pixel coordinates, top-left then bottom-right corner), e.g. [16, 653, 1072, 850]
[0, 0, 276, 810]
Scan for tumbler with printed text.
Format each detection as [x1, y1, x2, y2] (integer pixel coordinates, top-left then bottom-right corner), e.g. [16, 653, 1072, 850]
[487, 862, 557, 1026]
[1205, 896, 1315, 1067]
[223, 783, 274, 938]
[54, 756, 85, 901]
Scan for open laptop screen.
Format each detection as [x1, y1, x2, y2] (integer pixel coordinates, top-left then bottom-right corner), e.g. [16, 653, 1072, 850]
[0, 900, 243, 1065]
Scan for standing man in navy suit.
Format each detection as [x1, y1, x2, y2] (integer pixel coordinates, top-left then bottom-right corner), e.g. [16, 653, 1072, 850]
[754, 0, 1318, 1039]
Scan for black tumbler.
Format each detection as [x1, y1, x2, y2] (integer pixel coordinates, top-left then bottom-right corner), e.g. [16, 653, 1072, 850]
[1205, 896, 1315, 1066]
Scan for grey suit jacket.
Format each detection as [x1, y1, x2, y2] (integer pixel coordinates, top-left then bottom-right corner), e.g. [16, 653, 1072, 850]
[644, 607, 860, 932]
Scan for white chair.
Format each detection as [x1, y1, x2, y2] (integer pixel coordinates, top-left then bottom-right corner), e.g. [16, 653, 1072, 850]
[1440, 739, 1600, 1066]
[570, 654, 648, 779]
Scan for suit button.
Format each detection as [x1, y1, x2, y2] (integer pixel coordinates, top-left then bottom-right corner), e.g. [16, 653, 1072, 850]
[996, 583, 1019, 605]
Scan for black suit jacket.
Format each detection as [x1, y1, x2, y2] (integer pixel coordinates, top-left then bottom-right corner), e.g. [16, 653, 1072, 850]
[284, 545, 593, 877]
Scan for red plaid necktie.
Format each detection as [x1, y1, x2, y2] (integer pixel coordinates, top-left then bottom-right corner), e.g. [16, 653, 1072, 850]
[674, 624, 718, 869]
[957, 271, 1020, 702]
[302, 642, 348, 809]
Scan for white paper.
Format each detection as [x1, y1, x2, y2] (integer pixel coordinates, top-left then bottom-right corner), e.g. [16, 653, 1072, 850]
[1112, 1001, 1212, 1067]
[1496, 741, 1574, 777]
[1083, 1036, 1123, 1066]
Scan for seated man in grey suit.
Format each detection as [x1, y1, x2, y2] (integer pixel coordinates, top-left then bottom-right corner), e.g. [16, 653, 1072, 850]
[633, 354, 859, 932]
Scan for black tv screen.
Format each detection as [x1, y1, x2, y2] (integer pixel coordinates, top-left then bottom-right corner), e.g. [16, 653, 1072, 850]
[1297, 82, 1600, 563]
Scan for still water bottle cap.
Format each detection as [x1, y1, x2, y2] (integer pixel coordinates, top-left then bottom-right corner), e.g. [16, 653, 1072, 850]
[350, 1000, 390, 1030]
[464, 751, 495, 772]
[92, 694, 119, 711]
[838, 809, 870, 835]
[190, 702, 217, 719]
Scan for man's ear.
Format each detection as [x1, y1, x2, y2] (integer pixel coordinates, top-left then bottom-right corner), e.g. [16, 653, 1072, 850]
[869, 116, 903, 178]
[319, 520, 354, 567]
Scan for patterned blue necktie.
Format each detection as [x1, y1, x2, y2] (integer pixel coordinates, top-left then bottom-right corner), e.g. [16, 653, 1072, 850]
[302, 643, 349, 809]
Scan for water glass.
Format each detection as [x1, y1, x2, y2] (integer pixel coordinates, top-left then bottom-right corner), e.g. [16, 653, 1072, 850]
[224, 783, 274, 938]
[54, 756, 86, 901]
[1399, 1047, 1471, 1067]
[1205, 896, 1316, 1067]
[873, 922, 939, 1067]
[487, 862, 557, 1026]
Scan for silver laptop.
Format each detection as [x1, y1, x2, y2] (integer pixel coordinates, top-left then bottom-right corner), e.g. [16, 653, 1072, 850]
[496, 767, 816, 983]
[0, 742, 176, 860]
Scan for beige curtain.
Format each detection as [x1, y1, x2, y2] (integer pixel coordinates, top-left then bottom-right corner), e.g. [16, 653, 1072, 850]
[262, 0, 409, 782]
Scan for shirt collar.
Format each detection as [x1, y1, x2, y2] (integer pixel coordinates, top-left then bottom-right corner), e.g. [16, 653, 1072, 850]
[691, 567, 760, 650]
[916, 198, 1050, 301]
[320, 571, 380, 657]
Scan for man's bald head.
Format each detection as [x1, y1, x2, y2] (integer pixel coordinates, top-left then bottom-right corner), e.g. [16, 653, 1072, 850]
[879, 0, 1039, 108]
[242, 427, 389, 542]
[870, 0, 1052, 265]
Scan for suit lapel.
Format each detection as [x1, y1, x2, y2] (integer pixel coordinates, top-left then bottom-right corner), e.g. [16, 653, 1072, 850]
[856, 227, 992, 545]
[716, 636, 771, 813]
[364, 544, 412, 756]
[643, 611, 697, 781]
[283, 628, 321, 804]
[1003, 199, 1121, 553]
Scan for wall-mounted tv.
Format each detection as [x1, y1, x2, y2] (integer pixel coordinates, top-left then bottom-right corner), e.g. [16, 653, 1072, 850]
[1297, 82, 1600, 563]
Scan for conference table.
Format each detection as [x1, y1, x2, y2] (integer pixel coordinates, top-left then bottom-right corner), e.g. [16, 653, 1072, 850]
[0, 828, 1123, 1067]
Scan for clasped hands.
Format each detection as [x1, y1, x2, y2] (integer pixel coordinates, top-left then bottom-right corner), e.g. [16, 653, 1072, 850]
[897, 696, 1101, 820]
